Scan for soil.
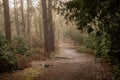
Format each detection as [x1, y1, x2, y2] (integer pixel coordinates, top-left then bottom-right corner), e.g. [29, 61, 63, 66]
[35, 47, 112, 80]
[0, 46, 112, 80]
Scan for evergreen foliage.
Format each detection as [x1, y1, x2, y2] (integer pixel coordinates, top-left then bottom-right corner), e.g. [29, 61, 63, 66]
[57, 0, 120, 78]
[0, 35, 17, 71]
[0, 35, 31, 72]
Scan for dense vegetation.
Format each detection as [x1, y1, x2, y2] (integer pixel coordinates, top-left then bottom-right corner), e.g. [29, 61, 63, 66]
[57, 0, 120, 79]
[0, 0, 54, 72]
[0, 35, 31, 71]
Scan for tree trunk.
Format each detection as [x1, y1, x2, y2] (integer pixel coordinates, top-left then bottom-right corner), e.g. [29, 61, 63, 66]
[20, 0, 26, 37]
[3, 0, 11, 40]
[48, 0, 55, 51]
[38, 12, 43, 49]
[41, 0, 55, 53]
[14, 0, 20, 37]
[34, 10, 39, 37]
[27, 0, 31, 36]
[41, 0, 49, 52]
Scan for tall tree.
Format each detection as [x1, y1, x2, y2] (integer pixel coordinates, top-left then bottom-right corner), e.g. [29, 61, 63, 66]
[3, 0, 11, 40]
[41, 0, 49, 52]
[34, 10, 39, 37]
[14, 0, 20, 36]
[41, 0, 55, 53]
[20, 0, 25, 37]
[38, 10, 43, 49]
[27, 0, 31, 36]
[48, 0, 55, 51]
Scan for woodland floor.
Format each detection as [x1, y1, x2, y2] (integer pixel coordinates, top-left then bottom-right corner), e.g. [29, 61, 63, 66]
[0, 45, 112, 80]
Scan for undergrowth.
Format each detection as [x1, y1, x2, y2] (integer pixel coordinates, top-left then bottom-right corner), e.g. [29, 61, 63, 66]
[0, 35, 43, 72]
[73, 32, 120, 79]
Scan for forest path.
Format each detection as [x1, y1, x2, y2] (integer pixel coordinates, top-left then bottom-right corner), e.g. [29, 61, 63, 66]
[34, 46, 112, 80]
[0, 46, 112, 80]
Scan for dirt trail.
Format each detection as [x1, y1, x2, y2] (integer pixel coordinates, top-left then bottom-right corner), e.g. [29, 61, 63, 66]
[0, 47, 112, 80]
[34, 47, 112, 80]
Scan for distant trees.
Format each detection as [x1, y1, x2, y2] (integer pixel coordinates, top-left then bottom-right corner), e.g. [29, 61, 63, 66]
[27, 0, 31, 36]
[3, 0, 11, 40]
[14, 0, 20, 36]
[1, 0, 56, 53]
[20, 0, 26, 37]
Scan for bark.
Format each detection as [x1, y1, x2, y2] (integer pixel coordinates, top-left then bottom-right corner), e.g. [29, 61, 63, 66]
[38, 12, 43, 49]
[57, 22, 60, 48]
[14, 0, 20, 37]
[41, 0, 55, 53]
[41, 0, 51, 53]
[34, 10, 39, 37]
[3, 0, 11, 40]
[41, 0, 49, 52]
[20, 0, 26, 37]
[27, 0, 31, 36]
[48, 0, 55, 51]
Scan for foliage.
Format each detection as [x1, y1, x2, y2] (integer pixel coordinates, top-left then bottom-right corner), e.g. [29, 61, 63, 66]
[84, 32, 110, 58]
[83, 33, 95, 49]
[76, 46, 91, 53]
[0, 36, 17, 71]
[112, 65, 120, 80]
[12, 38, 30, 56]
[58, 0, 120, 60]
[0, 36, 32, 71]
[57, 0, 120, 78]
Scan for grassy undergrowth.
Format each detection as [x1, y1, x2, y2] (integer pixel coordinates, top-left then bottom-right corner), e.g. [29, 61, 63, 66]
[0, 36, 47, 72]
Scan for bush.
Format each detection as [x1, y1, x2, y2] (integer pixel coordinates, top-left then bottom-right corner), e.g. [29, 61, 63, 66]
[82, 32, 110, 58]
[112, 65, 120, 80]
[0, 36, 17, 72]
[12, 38, 30, 56]
[0, 53, 17, 72]
[76, 46, 92, 54]
[83, 32, 95, 49]
[76, 46, 88, 53]
[83, 32, 120, 79]
[0, 36, 31, 72]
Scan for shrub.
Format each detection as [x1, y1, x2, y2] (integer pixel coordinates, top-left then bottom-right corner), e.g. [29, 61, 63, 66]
[76, 46, 93, 54]
[112, 65, 120, 80]
[83, 32, 95, 49]
[76, 46, 88, 53]
[0, 36, 17, 72]
[12, 38, 30, 56]
[0, 36, 31, 72]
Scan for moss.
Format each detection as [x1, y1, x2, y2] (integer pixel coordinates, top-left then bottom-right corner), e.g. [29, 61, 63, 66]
[21, 68, 43, 80]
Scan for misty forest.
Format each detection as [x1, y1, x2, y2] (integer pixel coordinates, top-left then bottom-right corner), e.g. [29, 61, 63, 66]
[0, 0, 120, 80]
